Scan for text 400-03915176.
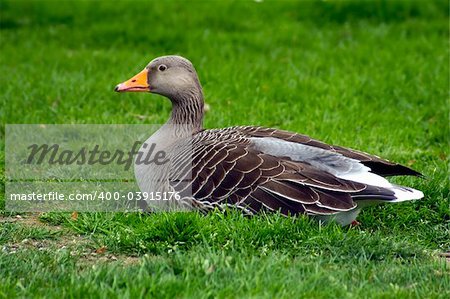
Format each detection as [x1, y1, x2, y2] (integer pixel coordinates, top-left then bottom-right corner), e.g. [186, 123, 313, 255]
[121, 191, 181, 201]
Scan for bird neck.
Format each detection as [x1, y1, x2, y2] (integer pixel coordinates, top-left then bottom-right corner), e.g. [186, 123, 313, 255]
[168, 89, 204, 133]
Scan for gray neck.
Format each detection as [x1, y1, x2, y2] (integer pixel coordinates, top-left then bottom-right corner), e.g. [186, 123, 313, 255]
[168, 88, 204, 133]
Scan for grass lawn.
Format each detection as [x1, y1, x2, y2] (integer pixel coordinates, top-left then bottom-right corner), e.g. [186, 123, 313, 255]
[0, 0, 449, 298]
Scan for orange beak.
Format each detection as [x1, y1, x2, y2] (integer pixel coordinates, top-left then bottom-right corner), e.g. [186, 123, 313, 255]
[114, 69, 150, 92]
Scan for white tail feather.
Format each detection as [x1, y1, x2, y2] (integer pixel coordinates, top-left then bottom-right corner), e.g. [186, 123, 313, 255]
[390, 184, 424, 202]
[338, 171, 424, 202]
[338, 172, 392, 188]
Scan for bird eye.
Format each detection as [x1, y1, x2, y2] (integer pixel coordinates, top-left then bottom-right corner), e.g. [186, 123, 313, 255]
[158, 64, 167, 72]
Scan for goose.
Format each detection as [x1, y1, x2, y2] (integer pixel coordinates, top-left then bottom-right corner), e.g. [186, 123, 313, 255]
[115, 55, 424, 226]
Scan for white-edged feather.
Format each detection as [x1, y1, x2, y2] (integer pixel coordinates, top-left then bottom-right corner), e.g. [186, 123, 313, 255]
[250, 136, 424, 203]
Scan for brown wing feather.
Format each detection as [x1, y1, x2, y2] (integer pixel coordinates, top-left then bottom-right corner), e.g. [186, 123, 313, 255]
[171, 131, 369, 217]
[230, 126, 422, 177]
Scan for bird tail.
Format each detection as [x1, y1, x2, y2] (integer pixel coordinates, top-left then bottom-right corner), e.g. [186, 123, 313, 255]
[351, 184, 424, 203]
[389, 184, 424, 202]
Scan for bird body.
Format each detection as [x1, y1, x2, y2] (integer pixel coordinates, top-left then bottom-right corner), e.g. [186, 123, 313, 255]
[116, 55, 423, 225]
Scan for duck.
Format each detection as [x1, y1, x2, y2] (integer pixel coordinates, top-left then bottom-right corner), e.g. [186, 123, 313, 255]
[115, 55, 424, 226]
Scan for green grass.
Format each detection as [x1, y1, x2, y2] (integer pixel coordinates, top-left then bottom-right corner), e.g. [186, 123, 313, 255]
[0, 0, 449, 298]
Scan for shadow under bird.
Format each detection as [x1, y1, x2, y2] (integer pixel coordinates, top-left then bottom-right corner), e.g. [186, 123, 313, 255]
[115, 55, 424, 226]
